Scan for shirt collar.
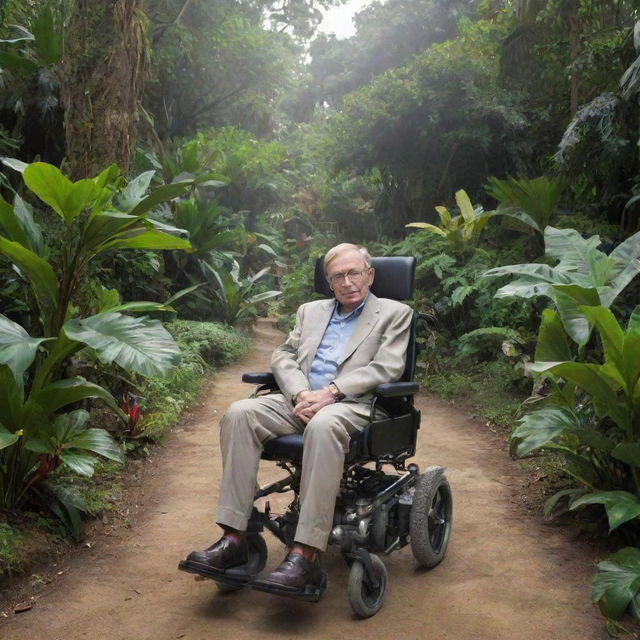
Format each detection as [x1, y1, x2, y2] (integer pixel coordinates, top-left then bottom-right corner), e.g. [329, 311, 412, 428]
[334, 292, 369, 319]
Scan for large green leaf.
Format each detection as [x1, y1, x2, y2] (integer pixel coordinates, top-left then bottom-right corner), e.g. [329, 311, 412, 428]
[544, 227, 609, 280]
[534, 309, 572, 362]
[128, 180, 192, 217]
[13, 195, 43, 254]
[28, 377, 123, 417]
[246, 290, 282, 304]
[1, 157, 28, 173]
[63, 312, 181, 377]
[0, 364, 24, 429]
[611, 443, 640, 468]
[80, 212, 142, 254]
[511, 406, 615, 456]
[164, 283, 204, 306]
[581, 306, 624, 358]
[88, 164, 122, 215]
[0, 50, 39, 74]
[105, 301, 175, 314]
[571, 490, 640, 532]
[531, 361, 630, 432]
[59, 451, 98, 476]
[455, 189, 474, 223]
[624, 333, 640, 404]
[114, 170, 155, 212]
[64, 427, 123, 463]
[592, 547, 640, 620]
[405, 222, 447, 236]
[101, 228, 192, 252]
[579, 306, 640, 401]
[39, 479, 87, 540]
[581, 306, 629, 386]
[23, 163, 97, 223]
[0, 24, 34, 43]
[603, 231, 640, 307]
[26, 409, 122, 464]
[485, 175, 565, 233]
[553, 288, 591, 346]
[0, 193, 29, 246]
[484, 263, 557, 298]
[485, 227, 640, 312]
[0, 423, 19, 450]
[0, 236, 58, 318]
[492, 204, 541, 232]
[0, 313, 51, 383]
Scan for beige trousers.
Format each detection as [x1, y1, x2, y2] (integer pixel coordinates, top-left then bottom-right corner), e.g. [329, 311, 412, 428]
[215, 393, 371, 550]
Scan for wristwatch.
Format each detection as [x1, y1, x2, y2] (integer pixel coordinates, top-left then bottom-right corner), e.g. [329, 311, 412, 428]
[328, 382, 345, 401]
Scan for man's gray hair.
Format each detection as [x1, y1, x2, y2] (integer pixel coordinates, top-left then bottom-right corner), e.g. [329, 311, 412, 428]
[323, 243, 372, 275]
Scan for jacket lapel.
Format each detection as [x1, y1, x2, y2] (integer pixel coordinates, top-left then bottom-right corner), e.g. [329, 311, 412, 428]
[302, 299, 335, 372]
[337, 293, 380, 365]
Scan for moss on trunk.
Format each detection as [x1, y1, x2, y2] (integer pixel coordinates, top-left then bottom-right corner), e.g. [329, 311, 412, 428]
[61, 0, 149, 178]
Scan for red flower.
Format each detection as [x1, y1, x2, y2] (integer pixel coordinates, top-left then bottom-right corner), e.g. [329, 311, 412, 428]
[122, 394, 143, 428]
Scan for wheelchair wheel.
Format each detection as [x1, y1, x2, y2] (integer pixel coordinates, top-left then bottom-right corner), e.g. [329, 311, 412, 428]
[410, 472, 452, 568]
[347, 554, 388, 618]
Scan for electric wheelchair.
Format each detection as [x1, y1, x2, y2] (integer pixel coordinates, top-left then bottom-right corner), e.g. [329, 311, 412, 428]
[179, 256, 453, 618]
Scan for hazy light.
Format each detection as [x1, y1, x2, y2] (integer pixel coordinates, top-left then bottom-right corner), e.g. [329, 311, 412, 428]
[317, 0, 372, 39]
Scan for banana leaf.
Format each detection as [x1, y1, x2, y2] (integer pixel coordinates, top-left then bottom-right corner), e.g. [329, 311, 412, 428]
[592, 547, 640, 620]
[63, 312, 181, 377]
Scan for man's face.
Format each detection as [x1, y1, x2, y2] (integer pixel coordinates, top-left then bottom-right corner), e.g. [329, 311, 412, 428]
[327, 249, 375, 312]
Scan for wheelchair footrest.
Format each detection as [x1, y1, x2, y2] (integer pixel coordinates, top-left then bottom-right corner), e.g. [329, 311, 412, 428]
[249, 573, 326, 603]
[178, 559, 256, 586]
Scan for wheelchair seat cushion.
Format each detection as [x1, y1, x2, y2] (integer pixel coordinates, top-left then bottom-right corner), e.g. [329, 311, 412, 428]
[263, 434, 305, 462]
[262, 431, 368, 463]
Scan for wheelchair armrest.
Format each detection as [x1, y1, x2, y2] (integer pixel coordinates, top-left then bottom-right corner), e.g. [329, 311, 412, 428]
[242, 372, 276, 384]
[374, 381, 420, 397]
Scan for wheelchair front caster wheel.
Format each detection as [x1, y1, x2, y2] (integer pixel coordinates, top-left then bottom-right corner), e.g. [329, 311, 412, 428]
[410, 471, 453, 568]
[347, 554, 388, 618]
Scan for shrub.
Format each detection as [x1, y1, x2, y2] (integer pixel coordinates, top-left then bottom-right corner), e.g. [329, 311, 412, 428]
[137, 321, 250, 441]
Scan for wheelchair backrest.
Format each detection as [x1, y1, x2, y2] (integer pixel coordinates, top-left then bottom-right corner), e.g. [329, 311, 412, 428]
[313, 255, 418, 384]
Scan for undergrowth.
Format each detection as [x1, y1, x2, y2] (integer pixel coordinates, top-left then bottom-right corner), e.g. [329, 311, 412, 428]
[136, 320, 250, 441]
[0, 320, 250, 577]
[423, 358, 527, 431]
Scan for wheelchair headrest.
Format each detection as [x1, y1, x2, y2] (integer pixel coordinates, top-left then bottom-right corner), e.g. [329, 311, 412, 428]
[314, 255, 416, 301]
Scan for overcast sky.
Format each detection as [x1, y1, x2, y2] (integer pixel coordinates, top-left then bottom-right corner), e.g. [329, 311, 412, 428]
[317, 0, 372, 39]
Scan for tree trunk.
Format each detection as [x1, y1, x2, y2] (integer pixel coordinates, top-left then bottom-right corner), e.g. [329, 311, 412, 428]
[61, 0, 149, 179]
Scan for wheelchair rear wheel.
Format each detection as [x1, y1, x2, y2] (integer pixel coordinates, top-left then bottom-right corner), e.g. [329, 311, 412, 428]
[410, 471, 452, 567]
[347, 554, 388, 618]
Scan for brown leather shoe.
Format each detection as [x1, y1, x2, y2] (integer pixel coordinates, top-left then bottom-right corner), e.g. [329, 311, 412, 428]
[181, 536, 248, 575]
[251, 552, 326, 601]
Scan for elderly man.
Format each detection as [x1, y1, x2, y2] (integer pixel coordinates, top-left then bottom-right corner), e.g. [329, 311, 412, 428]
[182, 243, 413, 598]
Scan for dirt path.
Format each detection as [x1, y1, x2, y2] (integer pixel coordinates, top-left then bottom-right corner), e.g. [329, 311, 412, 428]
[1, 320, 605, 639]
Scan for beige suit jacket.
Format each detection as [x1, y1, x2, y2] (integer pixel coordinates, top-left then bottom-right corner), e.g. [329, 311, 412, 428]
[271, 293, 413, 403]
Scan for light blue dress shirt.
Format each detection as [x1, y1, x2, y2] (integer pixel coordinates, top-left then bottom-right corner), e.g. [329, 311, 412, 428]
[307, 295, 369, 391]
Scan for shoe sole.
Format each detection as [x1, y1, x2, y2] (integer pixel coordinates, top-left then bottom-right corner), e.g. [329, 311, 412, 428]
[249, 573, 327, 603]
[178, 560, 254, 587]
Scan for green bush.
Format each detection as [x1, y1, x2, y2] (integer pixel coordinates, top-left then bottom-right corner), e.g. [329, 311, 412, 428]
[0, 522, 24, 574]
[167, 320, 251, 367]
[138, 321, 250, 440]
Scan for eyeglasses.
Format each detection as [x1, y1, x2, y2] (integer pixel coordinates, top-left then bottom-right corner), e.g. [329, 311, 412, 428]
[327, 268, 370, 284]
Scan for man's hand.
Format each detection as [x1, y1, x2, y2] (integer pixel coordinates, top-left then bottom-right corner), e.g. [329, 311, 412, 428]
[293, 388, 336, 424]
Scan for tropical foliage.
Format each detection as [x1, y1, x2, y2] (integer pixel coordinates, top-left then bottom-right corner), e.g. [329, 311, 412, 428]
[407, 189, 494, 253]
[0, 160, 191, 525]
[2, 0, 640, 623]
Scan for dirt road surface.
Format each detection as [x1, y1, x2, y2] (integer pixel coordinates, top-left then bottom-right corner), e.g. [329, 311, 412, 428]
[1, 320, 605, 639]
